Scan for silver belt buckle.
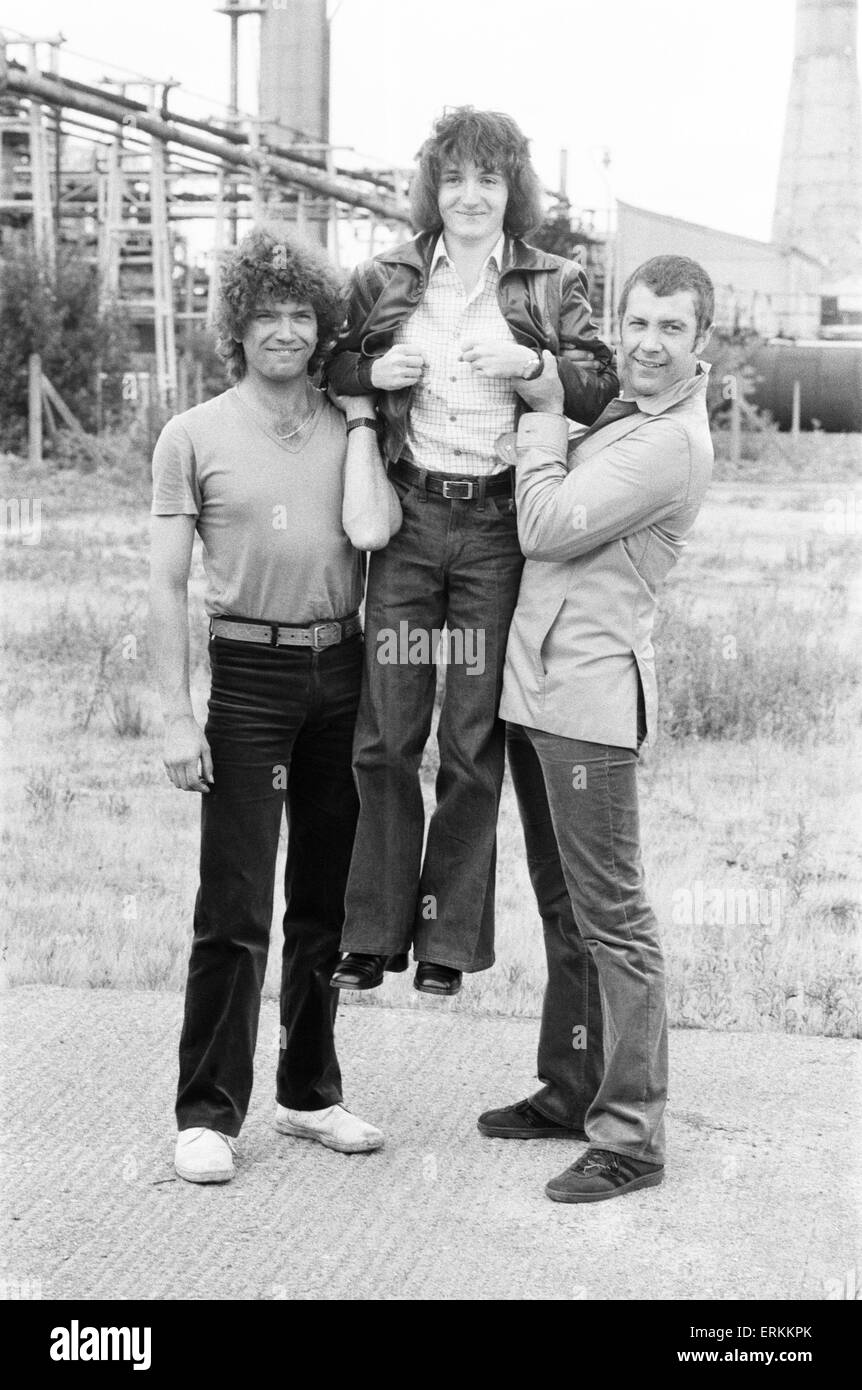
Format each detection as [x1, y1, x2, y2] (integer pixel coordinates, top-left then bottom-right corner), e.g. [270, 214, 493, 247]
[311, 620, 341, 650]
[441, 479, 474, 500]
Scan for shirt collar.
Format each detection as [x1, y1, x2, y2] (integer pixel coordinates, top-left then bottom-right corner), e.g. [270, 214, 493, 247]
[431, 232, 507, 275]
[622, 360, 711, 415]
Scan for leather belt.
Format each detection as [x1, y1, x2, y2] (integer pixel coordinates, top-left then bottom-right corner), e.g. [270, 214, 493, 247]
[210, 613, 361, 650]
[390, 458, 514, 501]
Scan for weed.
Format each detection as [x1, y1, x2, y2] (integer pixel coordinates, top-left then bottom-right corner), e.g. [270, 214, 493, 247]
[23, 768, 76, 818]
[104, 682, 148, 739]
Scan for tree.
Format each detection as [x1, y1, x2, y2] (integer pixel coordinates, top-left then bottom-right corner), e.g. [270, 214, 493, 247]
[701, 330, 770, 429]
[0, 236, 134, 451]
[530, 210, 607, 319]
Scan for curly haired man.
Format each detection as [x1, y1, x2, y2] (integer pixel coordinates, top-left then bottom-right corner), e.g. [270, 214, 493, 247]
[149, 225, 400, 1183]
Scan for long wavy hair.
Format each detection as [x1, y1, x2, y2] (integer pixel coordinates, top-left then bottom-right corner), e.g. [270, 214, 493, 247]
[215, 223, 345, 381]
[409, 107, 545, 240]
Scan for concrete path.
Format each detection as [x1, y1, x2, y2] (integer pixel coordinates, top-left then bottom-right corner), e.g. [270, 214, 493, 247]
[1, 987, 858, 1301]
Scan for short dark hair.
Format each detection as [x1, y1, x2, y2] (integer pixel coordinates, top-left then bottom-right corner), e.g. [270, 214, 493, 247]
[618, 255, 715, 336]
[215, 222, 344, 381]
[409, 106, 545, 239]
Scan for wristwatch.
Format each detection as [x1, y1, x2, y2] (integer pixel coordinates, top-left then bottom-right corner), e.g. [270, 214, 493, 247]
[345, 417, 379, 433]
[521, 349, 544, 381]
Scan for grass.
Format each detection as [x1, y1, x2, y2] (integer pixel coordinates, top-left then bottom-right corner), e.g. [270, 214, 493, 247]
[655, 528, 859, 742]
[712, 426, 862, 482]
[1, 448, 860, 1036]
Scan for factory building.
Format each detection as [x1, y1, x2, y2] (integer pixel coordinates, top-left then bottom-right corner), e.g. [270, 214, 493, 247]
[772, 0, 862, 279]
[612, 0, 862, 429]
[614, 202, 824, 340]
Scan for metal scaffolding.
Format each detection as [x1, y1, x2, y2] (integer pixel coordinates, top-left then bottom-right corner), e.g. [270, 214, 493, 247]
[0, 29, 412, 409]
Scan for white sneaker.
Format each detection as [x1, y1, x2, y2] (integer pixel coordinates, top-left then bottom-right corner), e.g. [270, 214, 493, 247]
[275, 1103, 384, 1153]
[174, 1127, 237, 1184]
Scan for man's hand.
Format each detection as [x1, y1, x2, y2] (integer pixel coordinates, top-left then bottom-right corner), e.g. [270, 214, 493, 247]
[460, 339, 538, 379]
[514, 350, 565, 413]
[327, 386, 377, 422]
[369, 346, 426, 390]
[163, 714, 213, 793]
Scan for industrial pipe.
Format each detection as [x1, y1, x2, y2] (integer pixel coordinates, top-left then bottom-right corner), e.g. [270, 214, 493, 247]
[1, 61, 411, 224]
[3, 56, 399, 192]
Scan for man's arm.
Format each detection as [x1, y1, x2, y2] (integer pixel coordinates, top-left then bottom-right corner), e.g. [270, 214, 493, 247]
[149, 514, 213, 793]
[334, 391, 402, 550]
[326, 262, 380, 394]
[328, 261, 425, 396]
[552, 261, 619, 424]
[460, 263, 618, 424]
[512, 354, 692, 563]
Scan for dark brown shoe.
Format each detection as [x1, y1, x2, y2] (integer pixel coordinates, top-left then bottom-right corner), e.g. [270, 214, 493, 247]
[477, 1098, 586, 1140]
[413, 962, 462, 996]
[545, 1148, 664, 1203]
[329, 952, 408, 990]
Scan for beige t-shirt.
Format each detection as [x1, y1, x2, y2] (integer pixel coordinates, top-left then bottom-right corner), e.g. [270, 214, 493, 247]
[151, 387, 362, 623]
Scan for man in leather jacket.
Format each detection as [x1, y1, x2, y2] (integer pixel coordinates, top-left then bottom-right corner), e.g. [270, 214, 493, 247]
[329, 221, 617, 466]
[328, 107, 618, 999]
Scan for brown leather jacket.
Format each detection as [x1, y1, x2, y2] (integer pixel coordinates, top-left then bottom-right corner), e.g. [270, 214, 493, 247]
[327, 231, 619, 463]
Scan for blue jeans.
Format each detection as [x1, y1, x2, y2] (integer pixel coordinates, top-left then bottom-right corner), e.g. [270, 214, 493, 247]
[176, 633, 362, 1137]
[342, 473, 524, 970]
[506, 720, 667, 1163]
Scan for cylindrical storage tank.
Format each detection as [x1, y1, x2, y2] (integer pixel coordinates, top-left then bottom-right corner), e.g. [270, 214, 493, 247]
[259, 0, 329, 149]
[750, 341, 862, 431]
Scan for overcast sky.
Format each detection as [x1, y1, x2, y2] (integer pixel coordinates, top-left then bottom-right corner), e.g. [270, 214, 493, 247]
[2, 0, 859, 242]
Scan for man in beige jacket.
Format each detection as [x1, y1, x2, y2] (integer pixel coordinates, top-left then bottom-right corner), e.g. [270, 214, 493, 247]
[478, 255, 714, 1202]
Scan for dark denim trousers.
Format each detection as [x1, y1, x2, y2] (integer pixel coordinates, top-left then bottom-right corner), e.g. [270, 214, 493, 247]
[342, 474, 524, 971]
[175, 633, 362, 1137]
[506, 721, 667, 1163]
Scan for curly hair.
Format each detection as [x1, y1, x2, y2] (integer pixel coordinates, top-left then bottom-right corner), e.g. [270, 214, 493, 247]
[409, 107, 545, 240]
[618, 255, 715, 337]
[215, 222, 345, 381]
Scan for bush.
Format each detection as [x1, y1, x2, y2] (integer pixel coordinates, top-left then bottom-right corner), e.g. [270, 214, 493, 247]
[701, 330, 770, 427]
[47, 429, 118, 472]
[104, 680, 149, 738]
[54, 418, 165, 475]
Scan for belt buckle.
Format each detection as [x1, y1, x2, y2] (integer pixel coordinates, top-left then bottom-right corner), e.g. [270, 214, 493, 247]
[441, 479, 474, 500]
[311, 620, 341, 650]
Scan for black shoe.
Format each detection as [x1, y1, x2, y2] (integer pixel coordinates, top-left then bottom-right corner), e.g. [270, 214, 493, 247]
[477, 1097, 587, 1140]
[413, 962, 462, 996]
[329, 952, 408, 990]
[545, 1148, 664, 1204]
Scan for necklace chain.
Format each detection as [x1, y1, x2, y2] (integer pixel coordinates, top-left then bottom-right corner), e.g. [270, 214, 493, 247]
[274, 399, 316, 440]
[237, 384, 317, 443]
